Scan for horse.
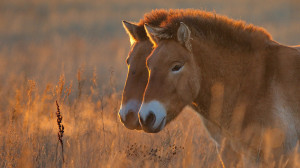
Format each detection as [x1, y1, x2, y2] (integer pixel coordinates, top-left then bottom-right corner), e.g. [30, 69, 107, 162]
[119, 10, 169, 130]
[139, 9, 300, 166]
[293, 45, 300, 52]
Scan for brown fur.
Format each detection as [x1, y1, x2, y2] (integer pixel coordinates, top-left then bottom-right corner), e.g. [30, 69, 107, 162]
[142, 9, 300, 167]
[292, 45, 300, 52]
[128, 9, 169, 41]
[146, 9, 271, 52]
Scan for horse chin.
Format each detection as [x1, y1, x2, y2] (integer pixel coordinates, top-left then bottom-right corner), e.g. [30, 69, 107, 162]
[142, 117, 166, 133]
[123, 121, 142, 130]
[134, 123, 142, 130]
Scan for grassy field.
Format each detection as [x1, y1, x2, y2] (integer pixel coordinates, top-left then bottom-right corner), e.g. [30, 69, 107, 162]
[0, 0, 299, 167]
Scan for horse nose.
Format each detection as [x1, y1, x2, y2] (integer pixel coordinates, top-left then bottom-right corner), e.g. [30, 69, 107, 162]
[139, 101, 167, 133]
[125, 110, 136, 123]
[140, 111, 156, 128]
[119, 109, 141, 130]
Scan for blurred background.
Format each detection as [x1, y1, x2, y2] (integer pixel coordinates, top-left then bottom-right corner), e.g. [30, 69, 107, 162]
[0, 0, 299, 167]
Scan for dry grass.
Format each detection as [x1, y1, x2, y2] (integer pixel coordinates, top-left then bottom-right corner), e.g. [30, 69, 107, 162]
[0, 0, 299, 167]
[1, 68, 299, 167]
[0, 70, 222, 168]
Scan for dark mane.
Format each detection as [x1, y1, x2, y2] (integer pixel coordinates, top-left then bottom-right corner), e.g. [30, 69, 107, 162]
[153, 9, 272, 51]
[133, 9, 169, 41]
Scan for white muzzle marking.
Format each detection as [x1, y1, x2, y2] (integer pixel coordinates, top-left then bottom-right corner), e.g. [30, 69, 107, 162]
[119, 99, 140, 122]
[139, 100, 166, 129]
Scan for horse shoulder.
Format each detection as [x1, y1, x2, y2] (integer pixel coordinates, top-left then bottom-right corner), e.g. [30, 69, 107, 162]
[269, 43, 300, 151]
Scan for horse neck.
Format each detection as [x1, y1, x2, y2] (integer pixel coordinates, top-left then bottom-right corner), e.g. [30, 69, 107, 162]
[191, 37, 270, 129]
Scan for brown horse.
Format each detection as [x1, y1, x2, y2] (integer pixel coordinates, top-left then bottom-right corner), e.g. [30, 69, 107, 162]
[139, 9, 300, 166]
[293, 45, 300, 52]
[119, 10, 168, 129]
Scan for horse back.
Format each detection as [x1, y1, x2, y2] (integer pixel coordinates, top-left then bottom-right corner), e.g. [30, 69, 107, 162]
[291, 45, 300, 52]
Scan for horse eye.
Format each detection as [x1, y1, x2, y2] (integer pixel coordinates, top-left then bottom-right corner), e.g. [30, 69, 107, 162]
[172, 64, 183, 72]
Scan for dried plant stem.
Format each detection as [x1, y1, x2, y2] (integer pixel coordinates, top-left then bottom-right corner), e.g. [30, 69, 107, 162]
[55, 100, 64, 163]
[100, 96, 106, 149]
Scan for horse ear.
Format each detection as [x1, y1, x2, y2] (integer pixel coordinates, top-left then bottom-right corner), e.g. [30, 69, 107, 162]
[144, 23, 160, 46]
[122, 20, 138, 45]
[177, 22, 192, 51]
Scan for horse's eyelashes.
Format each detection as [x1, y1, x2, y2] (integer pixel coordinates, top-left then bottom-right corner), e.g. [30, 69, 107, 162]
[172, 64, 183, 72]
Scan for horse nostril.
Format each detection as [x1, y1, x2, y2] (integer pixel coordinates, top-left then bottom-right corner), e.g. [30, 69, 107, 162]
[140, 115, 146, 125]
[145, 111, 156, 127]
[125, 110, 136, 122]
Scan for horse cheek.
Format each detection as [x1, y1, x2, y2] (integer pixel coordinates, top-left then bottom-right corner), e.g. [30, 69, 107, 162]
[188, 76, 200, 100]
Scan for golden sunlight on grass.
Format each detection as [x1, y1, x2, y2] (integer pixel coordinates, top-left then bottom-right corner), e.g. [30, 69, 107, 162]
[0, 71, 223, 167]
[1, 71, 299, 167]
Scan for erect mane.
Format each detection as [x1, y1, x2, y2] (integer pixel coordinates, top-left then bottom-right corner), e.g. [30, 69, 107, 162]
[131, 9, 169, 41]
[151, 9, 272, 51]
